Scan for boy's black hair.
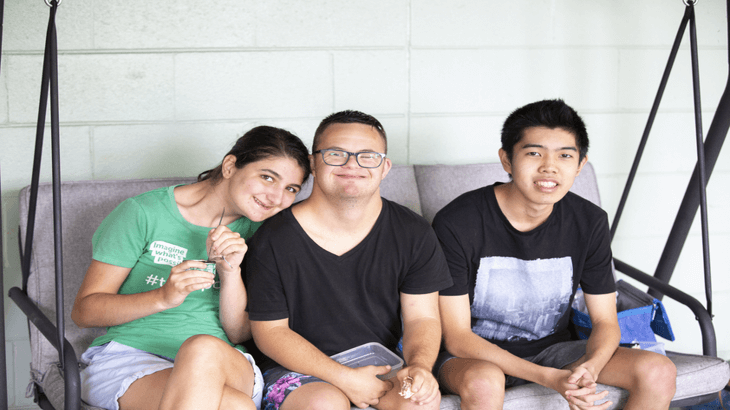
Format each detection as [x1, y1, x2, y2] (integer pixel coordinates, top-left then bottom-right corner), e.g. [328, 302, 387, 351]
[501, 99, 589, 163]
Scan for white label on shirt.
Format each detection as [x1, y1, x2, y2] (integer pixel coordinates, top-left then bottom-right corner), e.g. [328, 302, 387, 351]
[150, 241, 188, 266]
[471, 256, 573, 342]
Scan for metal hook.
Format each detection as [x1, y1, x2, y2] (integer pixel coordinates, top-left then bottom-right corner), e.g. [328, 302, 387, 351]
[682, 0, 698, 6]
[44, 0, 63, 7]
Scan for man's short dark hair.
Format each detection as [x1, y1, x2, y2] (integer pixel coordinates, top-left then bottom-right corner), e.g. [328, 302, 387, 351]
[501, 99, 589, 163]
[313, 110, 388, 153]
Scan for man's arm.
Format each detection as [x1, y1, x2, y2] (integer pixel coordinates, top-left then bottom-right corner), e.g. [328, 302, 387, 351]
[250, 319, 393, 409]
[398, 291, 442, 405]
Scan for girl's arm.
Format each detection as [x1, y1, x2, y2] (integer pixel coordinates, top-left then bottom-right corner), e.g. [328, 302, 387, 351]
[71, 259, 215, 328]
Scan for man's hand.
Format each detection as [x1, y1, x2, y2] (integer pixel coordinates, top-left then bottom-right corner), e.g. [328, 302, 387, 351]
[337, 365, 394, 409]
[396, 364, 440, 406]
[159, 260, 215, 308]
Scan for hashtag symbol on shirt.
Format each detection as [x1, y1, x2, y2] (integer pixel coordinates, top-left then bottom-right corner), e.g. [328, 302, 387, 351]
[145, 275, 159, 286]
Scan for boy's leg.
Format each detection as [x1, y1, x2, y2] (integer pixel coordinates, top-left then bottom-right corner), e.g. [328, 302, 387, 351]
[566, 347, 676, 410]
[438, 357, 505, 410]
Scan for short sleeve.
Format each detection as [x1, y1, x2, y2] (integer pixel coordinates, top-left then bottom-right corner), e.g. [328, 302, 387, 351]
[432, 212, 471, 296]
[91, 198, 148, 268]
[399, 225, 453, 295]
[579, 213, 616, 295]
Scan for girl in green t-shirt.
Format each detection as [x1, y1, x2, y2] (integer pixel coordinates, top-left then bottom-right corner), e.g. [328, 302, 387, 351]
[72, 126, 311, 410]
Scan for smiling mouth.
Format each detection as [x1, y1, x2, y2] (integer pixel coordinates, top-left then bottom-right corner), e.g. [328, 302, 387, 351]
[535, 181, 557, 188]
[254, 197, 273, 210]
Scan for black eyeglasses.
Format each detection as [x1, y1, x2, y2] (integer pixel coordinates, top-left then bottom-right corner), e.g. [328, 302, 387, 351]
[314, 149, 387, 168]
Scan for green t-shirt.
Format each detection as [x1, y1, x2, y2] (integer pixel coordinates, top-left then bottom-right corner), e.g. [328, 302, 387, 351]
[88, 185, 262, 359]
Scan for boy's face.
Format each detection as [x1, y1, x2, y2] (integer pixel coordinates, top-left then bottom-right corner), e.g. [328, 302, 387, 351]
[499, 126, 587, 207]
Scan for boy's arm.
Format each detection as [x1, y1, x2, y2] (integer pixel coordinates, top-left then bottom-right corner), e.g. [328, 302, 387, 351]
[399, 291, 442, 405]
[250, 319, 393, 409]
[568, 292, 621, 383]
[440, 294, 608, 407]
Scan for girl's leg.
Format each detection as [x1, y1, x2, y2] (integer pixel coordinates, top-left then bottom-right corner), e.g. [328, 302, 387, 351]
[157, 335, 257, 410]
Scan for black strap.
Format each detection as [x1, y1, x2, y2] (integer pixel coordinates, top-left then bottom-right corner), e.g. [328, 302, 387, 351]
[22, 0, 67, 370]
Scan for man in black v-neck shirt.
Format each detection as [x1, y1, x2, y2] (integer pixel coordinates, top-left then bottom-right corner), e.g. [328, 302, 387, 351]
[247, 110, 452, 410]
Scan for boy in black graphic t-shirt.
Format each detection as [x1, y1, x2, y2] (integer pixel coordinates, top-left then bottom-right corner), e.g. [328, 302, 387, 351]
[432, 99, 676, 410]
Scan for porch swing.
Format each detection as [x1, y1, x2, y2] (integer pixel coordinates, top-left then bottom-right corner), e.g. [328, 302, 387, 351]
[0, 0, 728, 409]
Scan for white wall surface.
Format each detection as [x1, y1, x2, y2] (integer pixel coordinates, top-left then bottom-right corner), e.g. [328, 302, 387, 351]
[1, 0, 728, 408]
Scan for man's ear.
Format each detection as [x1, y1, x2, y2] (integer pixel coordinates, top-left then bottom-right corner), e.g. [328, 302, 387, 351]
[498, 149, 512, 176]
[380, 158, 392, 181]
[576, 155, 588, 177]
[309, 154, 316, 178]
[221, 155, 237, 179]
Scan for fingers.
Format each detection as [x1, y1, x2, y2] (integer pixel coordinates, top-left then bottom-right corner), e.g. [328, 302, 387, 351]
[208, 227, 247, 263]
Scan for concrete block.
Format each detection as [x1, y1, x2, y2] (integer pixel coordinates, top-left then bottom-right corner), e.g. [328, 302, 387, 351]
[175, 52, 332, 121]
[2, 0, 94, 52]
[584, 112, 710, 176]
[13, 341, 34, 407]
[7, 54, 175, 124]
[0, 126, 93, 191]
[410, 48, 618, 114]
[378, 116, 408, 165]
[4, 342, 13, 406]
[594, 174, 624, 225]
[255, 0, 407, 47]
[670, 233, 730, 295]
[612, 236, 666, 277]
[1, 67, 8, 124]
[334, 51, 408, 115]
[93, 0, 257, 49]
[619, 49, 727, 112]
[409, 115, 503, 165]
[554, 0, 687, 47]
[92, 123, 251, 180]
[609, 172, 694, 240]
[411, 0, 553, 47]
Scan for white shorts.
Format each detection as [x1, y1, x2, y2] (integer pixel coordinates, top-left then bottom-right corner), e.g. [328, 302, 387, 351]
[80, 340, 264, 410]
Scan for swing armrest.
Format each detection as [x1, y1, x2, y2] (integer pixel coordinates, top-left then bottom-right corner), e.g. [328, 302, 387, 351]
[613, 258, 717, 357]
[8, 286, 81, 410]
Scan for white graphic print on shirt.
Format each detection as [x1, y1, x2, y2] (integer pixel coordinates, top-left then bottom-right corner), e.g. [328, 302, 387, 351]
[471, 256, 573, 342]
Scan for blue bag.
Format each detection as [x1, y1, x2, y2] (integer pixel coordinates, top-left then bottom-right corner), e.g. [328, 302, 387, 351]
[571, 279, 675, 350]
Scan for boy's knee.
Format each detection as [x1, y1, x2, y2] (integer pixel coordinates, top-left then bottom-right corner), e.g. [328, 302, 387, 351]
[459, 362, 505, 404]
[634, 353, 677, 399]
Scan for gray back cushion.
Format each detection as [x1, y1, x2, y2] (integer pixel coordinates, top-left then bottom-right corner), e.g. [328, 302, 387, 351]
[414, 162, 600, 223]
[19, 178, 195, 374]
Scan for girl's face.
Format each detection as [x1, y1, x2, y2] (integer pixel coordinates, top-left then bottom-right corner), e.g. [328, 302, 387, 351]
[224, 155, 306, 222]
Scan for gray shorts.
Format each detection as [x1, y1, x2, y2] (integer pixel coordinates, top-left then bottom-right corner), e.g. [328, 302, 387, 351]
[80, 341, 264, 410]
[435, 339, 588, 389]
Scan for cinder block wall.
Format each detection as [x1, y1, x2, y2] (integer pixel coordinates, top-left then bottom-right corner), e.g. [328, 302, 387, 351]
[1, 1, 728, 407]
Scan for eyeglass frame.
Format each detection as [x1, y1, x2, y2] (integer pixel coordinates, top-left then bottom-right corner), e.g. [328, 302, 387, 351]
[313, 148, 387, 169]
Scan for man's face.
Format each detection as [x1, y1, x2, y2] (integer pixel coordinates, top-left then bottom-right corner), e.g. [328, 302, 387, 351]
[499, 126, 587, 207]
[311, 122, 391, 201]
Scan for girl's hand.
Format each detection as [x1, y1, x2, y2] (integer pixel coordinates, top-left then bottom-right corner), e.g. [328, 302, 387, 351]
[160, 260, 216, 308]
[206, 225, 248, 276]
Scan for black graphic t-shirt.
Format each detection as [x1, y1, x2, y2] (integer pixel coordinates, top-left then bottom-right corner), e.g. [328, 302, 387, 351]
[433, 183, 616, 358]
